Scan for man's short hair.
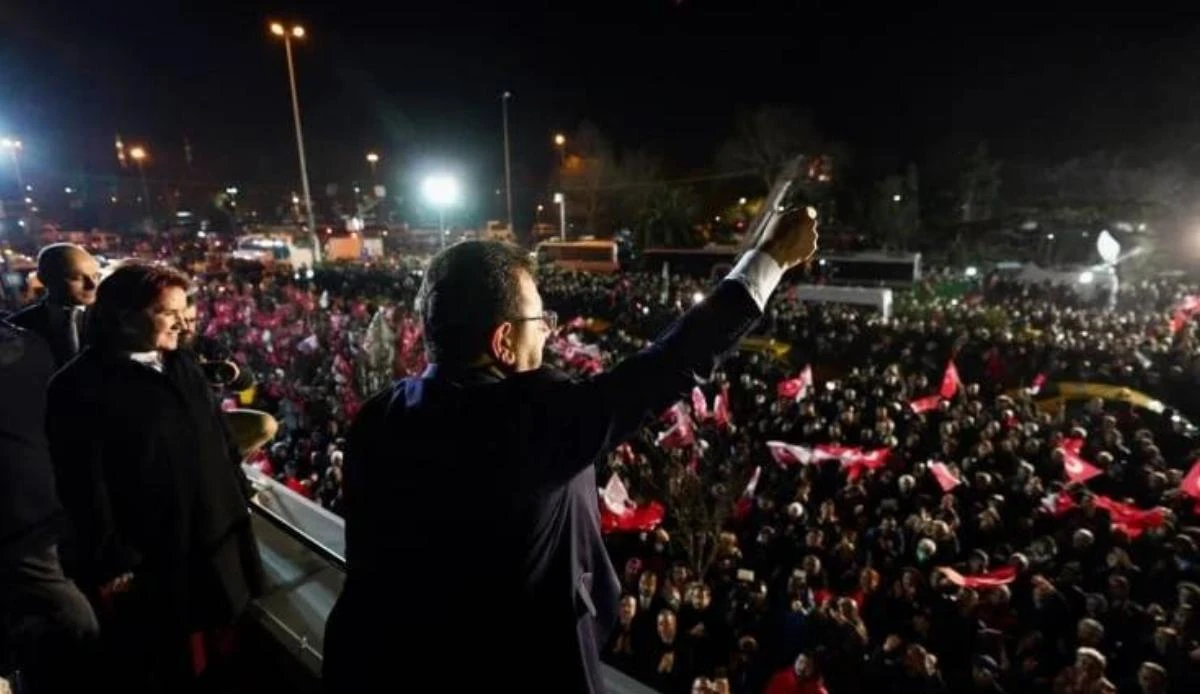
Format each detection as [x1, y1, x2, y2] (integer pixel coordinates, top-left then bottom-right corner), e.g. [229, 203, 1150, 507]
[90, 261, 190, 349]
[416, 241, 532, 366]
[36, 243, 87, 283]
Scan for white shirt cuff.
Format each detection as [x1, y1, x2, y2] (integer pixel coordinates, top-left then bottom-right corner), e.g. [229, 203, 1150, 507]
[725, 250, 784, 311]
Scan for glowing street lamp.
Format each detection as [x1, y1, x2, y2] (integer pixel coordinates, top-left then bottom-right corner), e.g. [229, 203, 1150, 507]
[1, 137, 25, 192]
[129, 146, 151, 216]
[366, 151, 380, 178]
[422, 174, 460, 250]
[553, 133, 566, 168]
[553, 191, 566, 241]
[269, 20, 319, 261]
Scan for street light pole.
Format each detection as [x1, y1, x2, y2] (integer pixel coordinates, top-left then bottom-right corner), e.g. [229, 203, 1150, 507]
[272, 22, 320, 262]
[554, 192, 566, 241]
[129, 146, 151, 218]
[501, 91, 514, 237]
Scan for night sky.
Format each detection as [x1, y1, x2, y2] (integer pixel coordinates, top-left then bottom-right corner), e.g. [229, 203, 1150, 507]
[4, 2, 1200, 212]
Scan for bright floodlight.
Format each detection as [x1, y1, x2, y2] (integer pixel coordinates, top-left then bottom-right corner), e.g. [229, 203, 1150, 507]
[1096, 230, 1121, 265]
[892, 194, 902, 202]
[129, 146, 146, 161]
[554, 133, 566, 146]
[422, 175, 460, 208]
[692, 291, 705, 305]
[1078, 271, 1095, 285]
[292, 26, 305, 38]
[0, 138, 20, 149]
[366, 152, 379, 163]
[965, 266, 978, 278]
[270, 22, 285, 36]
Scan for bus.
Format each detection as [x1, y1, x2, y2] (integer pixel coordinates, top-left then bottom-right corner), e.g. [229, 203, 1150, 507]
[641, 245, 740, 282]
[231, 234, 315, 270]
[534, 240, 620, 273]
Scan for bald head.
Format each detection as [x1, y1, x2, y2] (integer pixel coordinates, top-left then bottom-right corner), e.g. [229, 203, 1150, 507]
[37, 243, 99, 307]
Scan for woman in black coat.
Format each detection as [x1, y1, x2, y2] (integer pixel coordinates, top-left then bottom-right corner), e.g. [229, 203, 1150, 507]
[46, 261, 264, 691]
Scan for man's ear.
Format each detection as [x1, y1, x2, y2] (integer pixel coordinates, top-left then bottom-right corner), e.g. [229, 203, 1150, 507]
[489, 321, 516, 366]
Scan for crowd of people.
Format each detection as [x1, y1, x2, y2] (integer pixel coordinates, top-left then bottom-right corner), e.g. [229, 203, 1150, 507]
[176, 256, 1200, 693]
[5, 239, 1200, 693]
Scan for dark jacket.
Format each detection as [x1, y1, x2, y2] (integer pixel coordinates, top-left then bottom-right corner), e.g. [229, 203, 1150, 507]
[0, 320, 62, 562]
[323, 278, 762, 693]
[9, 300, 83, 369]
[45, 347, 264, 682]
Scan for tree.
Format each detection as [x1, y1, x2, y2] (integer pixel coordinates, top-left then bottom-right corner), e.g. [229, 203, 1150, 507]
[621, 430, 757, 579]
[867, 165, 921, 250]
[718, 106, 829, 188]
[636, 185, 703, 248]
[558, 121, 618, 235]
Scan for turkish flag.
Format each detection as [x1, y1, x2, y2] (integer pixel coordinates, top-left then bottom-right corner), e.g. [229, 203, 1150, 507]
[940, 361, 961, 399]
[767, 441, 861, 467]
[712, 384, 732, 430]
[842, 448, 891, 482]
[733, 466, 763, 522]
[936, 565, 1018, 588]
[1180, 460, 1200, 500]
[776, 365, 814, 402]
[930, 462, 961, 492]
[1092, 496, 1164, 538]
[691, 386, 709, 421]
[656, 413, 695, 450]
[910, 395, 940, 414]
[599, 474, 666, 533]
[1062, 436, 1085, 455]
[1060, 447, 1103, 484]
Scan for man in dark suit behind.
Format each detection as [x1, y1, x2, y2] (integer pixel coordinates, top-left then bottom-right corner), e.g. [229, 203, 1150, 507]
[323, 211, 818, 692]
[9, 243, 100, 368]
[0, 319, 98, 692]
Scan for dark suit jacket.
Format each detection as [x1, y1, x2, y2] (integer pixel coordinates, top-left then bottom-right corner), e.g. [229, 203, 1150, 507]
[9, 300, 82, 369]
[0, 320, 63, 562]
[46, 347, 264, 684]
[323, 278, 763, 693]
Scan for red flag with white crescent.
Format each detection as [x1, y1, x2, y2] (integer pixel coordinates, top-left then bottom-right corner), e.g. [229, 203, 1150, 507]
[1059, 447, 1103, 484]
[843, 448, 891, 482]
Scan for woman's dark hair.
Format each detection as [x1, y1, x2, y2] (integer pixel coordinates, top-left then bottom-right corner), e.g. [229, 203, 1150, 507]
[88, 261, 191, 350]
[416, 241, 532, 366]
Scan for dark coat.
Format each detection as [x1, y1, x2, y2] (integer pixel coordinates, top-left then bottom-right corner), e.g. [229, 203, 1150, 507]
[0, 320, 63, 562]
[8, 300, 82, 369]
[45, 347, 264, 682]
[323, 278, 762, 693]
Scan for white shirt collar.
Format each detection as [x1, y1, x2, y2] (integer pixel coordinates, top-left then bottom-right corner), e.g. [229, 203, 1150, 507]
[125, 350, 164, 372]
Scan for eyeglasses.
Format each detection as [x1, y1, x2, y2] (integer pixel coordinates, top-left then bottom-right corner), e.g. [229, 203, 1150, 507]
[509, 309, 557, 332]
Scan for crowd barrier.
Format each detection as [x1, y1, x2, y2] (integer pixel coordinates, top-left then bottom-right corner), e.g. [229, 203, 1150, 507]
[790, 283, 894, 318]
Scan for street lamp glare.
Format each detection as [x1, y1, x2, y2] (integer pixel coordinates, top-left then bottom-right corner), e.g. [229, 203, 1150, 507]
[366, 152, 379, 163]
[554, 133, 566, 146]
[422, 175, 460, 208]
[270, 22, 285, 36]
[292, 25, 305, 38]
[130, 146, 147, 161]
